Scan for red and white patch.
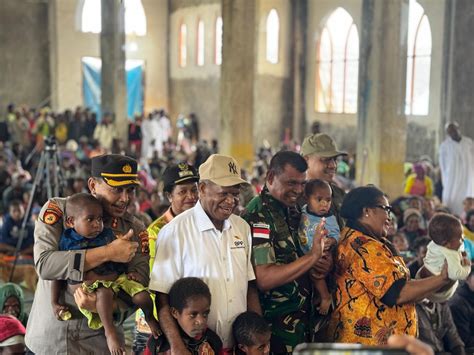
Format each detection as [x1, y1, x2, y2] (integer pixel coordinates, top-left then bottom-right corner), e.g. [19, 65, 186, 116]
[252, 223, 270, 239]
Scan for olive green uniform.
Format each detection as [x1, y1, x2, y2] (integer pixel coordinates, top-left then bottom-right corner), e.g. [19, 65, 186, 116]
[329, 183, 346, 229]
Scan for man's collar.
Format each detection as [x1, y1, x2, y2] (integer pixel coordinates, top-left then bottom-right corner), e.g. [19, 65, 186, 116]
[194, 201, 231, 232]
[162, 207, 175, 223]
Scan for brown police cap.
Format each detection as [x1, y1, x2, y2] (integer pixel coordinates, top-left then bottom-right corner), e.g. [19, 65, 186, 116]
[91, 154, 139, 187]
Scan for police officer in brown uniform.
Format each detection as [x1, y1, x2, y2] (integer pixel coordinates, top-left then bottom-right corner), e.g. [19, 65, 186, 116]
[26, 154, 149, 355]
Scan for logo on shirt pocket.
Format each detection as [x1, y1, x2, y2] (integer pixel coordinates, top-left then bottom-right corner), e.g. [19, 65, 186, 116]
[231, 235, 245, 249]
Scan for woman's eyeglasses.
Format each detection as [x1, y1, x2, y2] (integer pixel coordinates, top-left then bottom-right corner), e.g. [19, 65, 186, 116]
[374, 205, 393, 214]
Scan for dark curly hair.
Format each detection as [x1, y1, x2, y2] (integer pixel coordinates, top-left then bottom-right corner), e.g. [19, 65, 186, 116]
[304, 179, 331, 198]
[268, 151, 307, 176]
[232, 311, 270, 346]
[428, 212, 461, 246]
[168, 277, 211, 313]
[340, 185, 385, 222]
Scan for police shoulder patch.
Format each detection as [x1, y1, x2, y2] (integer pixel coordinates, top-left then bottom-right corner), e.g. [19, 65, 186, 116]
[40, 201, 62, 225]
[138, 230, 150, 255]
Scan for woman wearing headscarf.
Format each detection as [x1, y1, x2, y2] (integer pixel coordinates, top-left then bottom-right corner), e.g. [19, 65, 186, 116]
[0, 283, 28, 327]
[327, 186, 452, 345]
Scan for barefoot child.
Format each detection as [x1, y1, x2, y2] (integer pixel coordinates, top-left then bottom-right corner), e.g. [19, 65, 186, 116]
[145, 277, 222, 355]
[298, 179, 340, 314]
[51, 193, 160, 354]
[232, 311, 271, 355]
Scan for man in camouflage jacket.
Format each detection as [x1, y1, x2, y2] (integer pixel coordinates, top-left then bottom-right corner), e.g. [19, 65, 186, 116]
[243, 151, 327, 354]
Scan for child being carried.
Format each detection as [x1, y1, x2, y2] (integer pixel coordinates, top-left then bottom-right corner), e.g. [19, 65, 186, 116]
[298, 179, 340, 315]
[417, 212, 471, 302]
[51, 193, 160, 355]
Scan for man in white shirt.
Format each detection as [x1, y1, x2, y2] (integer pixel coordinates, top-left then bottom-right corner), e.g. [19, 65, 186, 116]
[439, 122, 474, 216]
[150, 154, 261, 354]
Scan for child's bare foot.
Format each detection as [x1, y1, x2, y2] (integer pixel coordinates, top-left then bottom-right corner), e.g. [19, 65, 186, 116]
[105, 329, 125, 355]
[127, 271, 143, 283]
[317, 296, 332, 315]
[52, 303, 71, 321]
[146, 315, 162, 339]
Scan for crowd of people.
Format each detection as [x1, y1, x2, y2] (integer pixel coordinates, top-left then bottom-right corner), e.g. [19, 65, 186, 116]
[0, 104, 473, 355]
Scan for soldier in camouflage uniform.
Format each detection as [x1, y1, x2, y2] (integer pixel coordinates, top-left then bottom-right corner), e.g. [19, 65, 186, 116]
[300, 133, 348, 228]
[243, 151, 327, 354]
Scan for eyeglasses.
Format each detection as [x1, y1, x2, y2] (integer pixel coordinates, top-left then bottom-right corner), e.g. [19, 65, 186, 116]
[373, 205, 393, 214]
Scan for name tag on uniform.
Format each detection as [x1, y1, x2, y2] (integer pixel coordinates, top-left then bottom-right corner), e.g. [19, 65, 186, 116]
[252, 223, 270, 239]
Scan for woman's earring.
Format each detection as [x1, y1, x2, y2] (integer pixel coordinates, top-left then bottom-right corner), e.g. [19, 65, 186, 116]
[365, 214, 369, 217]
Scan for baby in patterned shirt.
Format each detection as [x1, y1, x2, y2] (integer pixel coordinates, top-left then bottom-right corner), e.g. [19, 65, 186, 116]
[298, 179, 340, 314]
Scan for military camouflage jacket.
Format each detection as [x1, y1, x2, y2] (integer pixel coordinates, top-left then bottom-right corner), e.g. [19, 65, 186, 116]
[243, 189, 312, 350]
[330, 183, 346, 228]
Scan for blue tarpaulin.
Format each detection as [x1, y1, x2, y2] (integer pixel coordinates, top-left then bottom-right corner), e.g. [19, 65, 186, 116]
[82, 57, 144, 121]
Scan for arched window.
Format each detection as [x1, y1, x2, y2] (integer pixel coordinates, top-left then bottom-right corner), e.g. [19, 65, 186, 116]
[215, 16, 223, 65]
[405, 0, 431, 115]
[81, 0, 147, 36]
[197, 20, 205, 66]
[266, 9, 279, 64]
[124, 0, 147, 36]
[179, 23, 187, 67]
[81, 0, 101, 33]
[315, 8, 359, 114]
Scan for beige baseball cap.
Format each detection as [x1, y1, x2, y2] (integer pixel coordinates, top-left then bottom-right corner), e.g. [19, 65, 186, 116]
[199, 154, 248, 186]
[300, 133, 347, 158]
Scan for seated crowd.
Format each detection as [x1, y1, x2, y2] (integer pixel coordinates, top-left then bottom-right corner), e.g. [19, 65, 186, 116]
[0, 105, 473, 355]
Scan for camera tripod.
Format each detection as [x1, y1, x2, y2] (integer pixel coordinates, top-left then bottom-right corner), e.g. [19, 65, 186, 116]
[9, 136, 65, 282]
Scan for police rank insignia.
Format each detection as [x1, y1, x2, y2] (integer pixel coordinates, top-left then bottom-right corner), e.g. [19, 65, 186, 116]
[122, 164, 132, 173]
[41, 201, 62, 225]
